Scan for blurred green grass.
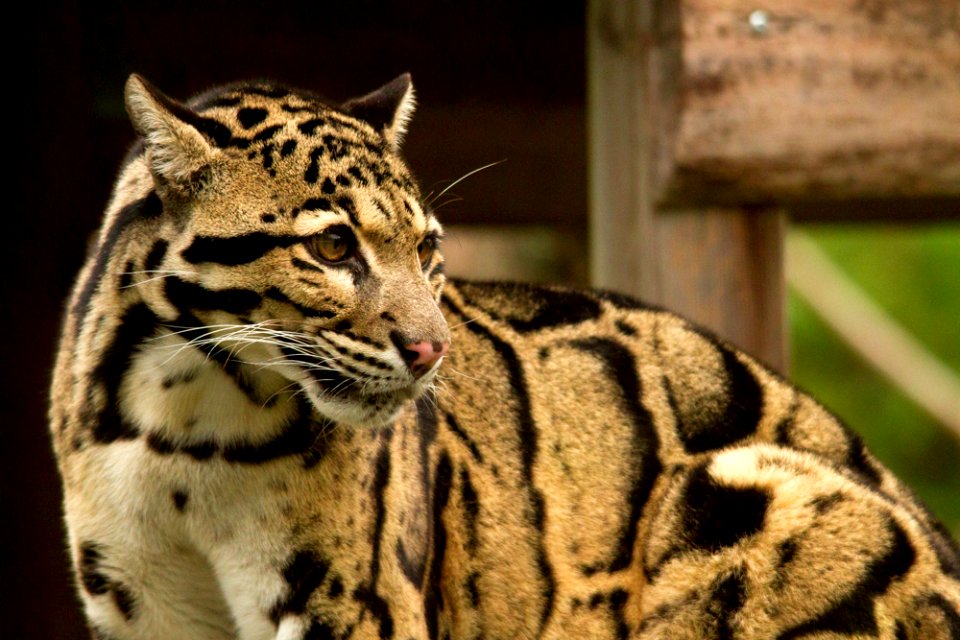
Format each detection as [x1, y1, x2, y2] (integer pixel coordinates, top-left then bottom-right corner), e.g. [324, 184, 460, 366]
[789, 223, 960, 535]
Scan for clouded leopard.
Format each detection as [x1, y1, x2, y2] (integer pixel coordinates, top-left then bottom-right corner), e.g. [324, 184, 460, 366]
[50, 74, 960, 640]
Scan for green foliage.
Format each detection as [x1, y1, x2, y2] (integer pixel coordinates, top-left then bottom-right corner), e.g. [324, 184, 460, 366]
[789, 223, 960, 535]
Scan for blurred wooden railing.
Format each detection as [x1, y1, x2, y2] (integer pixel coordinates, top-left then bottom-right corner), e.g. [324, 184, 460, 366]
[586, 0, 960, 372]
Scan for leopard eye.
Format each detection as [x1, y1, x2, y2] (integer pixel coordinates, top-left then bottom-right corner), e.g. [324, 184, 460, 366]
[307, 226, 355, 264]
[417, 235, 439, 268]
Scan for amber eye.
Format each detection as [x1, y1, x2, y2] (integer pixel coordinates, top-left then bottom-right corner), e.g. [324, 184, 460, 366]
[417, 235, 439, 268]
[307, 227, 355, 263]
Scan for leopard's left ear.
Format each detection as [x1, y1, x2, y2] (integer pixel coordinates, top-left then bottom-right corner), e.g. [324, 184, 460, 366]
[125, 74, 218, 191]
[342, 73, 415, 150]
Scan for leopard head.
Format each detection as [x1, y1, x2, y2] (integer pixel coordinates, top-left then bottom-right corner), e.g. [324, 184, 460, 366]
[120, 74, 450, 426]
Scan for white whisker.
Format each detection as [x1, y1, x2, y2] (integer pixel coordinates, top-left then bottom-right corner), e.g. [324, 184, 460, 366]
[430, 196, 464, 212]
[446, 316, 481, 330]
[438, 364, 484, 383]
[425, 160, 506, 207]
[260, 380, 303, 409]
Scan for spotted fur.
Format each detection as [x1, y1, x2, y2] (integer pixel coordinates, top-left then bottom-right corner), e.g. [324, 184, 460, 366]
[50, 74, 960, 640]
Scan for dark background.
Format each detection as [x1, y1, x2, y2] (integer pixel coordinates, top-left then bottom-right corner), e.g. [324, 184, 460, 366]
[5, 3, 586, 637]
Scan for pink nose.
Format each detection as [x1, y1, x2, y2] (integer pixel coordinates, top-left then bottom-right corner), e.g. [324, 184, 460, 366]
[404, 340, 449, 374]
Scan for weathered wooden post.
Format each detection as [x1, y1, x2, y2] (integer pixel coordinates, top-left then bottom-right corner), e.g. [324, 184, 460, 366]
[588, 0, 960, 372]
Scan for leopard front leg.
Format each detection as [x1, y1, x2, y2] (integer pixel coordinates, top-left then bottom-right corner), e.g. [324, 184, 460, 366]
[65, 405, 432, 639]
[72, 525, 427, 640]
[212, 546, 427, 640]
[203, 422, 433, 640]
[69, 517, 236, 639]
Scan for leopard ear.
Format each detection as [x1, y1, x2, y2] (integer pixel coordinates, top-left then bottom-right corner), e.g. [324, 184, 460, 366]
[124, 74, 217, 189]
[341, 73, 416, 150]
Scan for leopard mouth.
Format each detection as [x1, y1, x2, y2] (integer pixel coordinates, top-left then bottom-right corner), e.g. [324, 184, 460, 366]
[278, 343, 435, 424]
[302, 364, 428, 423]
[305, 362, 421, 394]
[305, 364, 355, 396]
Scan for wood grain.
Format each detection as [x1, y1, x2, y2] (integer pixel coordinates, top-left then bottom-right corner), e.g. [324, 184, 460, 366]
[588, 0, 787, 370]
[588, 0, 683, 297]
[664, 0, 960, 206]
[656, 208, 786, 369]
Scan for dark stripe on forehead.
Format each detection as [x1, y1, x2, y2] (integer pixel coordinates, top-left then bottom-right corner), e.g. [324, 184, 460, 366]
[253, 124, 282, 142]
[372, 197, 392, 220]
[324, 135, 352, 161]
[302, 197, 331, 212]
[237, 107, 268, 129]
[261, 143, 275, 170]
[298, 117, 327, 135]
[336, 196, 361, 228]
[282, 103, 315, 114]
[280, 139, 297, 157]
[181, 232, 301, 266]
[305, 147, 324, 183]
[347, 165, 368, 186]
[298, 113, 369, 141]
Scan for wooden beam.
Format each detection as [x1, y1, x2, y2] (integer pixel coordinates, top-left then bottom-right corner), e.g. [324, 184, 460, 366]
[655, 208, 786, 368]
[588, 0, 683, 298]
[663, 0, 960, 207]
[588, 0, 787, 370]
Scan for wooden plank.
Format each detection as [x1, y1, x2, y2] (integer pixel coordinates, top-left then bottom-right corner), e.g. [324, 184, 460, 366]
[587, 0, 683, 297]
[663, 0, 960, 207]
[656, 209, 786, 368]
[588, 0, 787, 370]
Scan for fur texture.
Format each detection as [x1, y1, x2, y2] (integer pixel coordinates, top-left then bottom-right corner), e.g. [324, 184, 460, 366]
[50, 75, 960, 640]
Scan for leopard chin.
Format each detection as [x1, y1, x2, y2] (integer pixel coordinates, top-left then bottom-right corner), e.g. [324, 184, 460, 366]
[301, 363, 439, 427]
